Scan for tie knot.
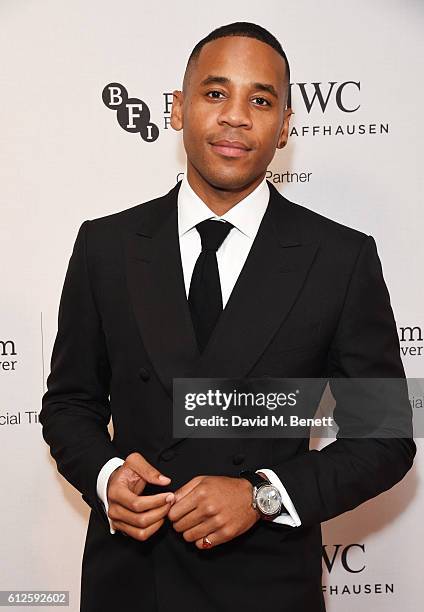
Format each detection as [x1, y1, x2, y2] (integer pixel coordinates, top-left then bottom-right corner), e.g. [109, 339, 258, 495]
[195, 219, 234, 252]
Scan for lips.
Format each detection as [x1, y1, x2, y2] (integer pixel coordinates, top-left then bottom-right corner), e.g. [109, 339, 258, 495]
[210, 139, 252, 158]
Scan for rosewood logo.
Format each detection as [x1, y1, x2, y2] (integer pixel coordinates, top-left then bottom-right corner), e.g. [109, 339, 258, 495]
[102, 82, 159, 142]
[399, 324, 423, 357]
[0, 338, 17, 372]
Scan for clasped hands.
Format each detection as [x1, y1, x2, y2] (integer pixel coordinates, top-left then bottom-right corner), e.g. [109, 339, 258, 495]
[107, 452, 261, 549]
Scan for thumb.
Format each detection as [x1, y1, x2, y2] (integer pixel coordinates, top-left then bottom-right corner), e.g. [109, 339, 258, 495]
[125, 452, 171, 486]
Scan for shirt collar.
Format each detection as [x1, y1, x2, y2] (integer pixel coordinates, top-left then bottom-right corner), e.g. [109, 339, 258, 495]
[177, 173, 270, 239]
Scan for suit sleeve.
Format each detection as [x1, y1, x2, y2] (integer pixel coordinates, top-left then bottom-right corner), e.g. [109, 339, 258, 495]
[267, 234, 416, 528]
[39, 220, 125, 529]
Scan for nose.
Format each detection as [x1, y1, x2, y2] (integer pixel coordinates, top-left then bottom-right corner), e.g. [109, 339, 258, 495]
[217, 94, 253, 129]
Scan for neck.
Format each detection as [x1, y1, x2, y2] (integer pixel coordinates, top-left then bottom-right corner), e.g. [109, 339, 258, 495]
[186, 162, 265, 216]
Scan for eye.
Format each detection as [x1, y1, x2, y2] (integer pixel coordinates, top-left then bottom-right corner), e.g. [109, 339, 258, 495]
[205, 91, 271, 106]
[206, 90, 225, 99]
[252, 97, 271, 107]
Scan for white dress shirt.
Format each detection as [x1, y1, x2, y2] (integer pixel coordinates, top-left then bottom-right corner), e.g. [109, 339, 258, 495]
[97, 173, 302, 534]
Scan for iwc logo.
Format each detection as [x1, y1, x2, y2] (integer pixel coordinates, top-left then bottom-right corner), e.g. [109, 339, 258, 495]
[102, 83, 159, 142]
[322, 543, 395, 597]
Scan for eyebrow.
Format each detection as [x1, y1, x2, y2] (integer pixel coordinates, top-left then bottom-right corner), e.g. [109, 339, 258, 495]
[199, 75, 279, 99]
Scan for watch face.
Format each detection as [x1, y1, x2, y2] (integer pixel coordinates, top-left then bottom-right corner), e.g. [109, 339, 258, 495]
[256, 484, 282, 516]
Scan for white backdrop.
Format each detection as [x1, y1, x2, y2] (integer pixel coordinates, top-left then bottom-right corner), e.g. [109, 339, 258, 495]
[1, 1, 422, 610]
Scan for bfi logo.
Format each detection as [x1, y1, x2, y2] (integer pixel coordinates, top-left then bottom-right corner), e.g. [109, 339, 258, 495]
[102, 82, 159, 142]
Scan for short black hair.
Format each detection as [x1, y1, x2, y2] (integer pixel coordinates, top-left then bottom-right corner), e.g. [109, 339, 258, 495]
[183, 21, 291, 108]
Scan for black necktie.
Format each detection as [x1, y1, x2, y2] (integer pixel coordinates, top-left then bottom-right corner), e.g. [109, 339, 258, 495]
[188, 219, 234, 353]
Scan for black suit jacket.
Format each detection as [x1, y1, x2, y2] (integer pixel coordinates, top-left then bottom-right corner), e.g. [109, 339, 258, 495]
[40, 179, 415, 612]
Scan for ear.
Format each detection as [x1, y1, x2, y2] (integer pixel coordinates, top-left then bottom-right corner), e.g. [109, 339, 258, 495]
[276, 108, 293, 149]
[170, 90, 184, 131]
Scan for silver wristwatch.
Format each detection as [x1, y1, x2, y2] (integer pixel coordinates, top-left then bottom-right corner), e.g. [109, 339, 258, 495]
[239, 470, 284, 520]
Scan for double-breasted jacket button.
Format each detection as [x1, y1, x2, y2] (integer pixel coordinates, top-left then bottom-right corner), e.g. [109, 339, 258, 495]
[159, 449, 175, 462]
[232, 453, 245, 465]
[138, 367, 150, 381]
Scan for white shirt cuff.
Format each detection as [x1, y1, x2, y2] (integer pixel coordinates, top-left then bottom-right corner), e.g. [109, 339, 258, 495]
[256, 468, 301, 527]
[96, 457, 125, 534]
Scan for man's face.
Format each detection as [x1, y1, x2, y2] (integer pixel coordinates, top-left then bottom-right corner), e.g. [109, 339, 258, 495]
[171, 36, 292, 191]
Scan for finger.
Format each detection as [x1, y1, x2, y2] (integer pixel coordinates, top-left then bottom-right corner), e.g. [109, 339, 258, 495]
[125, 452, 172, 486]
[111, 486, 174, 512]
[181, 517, 220, 543]
[167, 489, 199, 522]
[171, 507, 206, 533]
[111, 500, 172, 529]
[195, 526, 236, 550]
[112, 517, 165, 542]
[173, 476, 203, 502]
[195, 530, 227, 550]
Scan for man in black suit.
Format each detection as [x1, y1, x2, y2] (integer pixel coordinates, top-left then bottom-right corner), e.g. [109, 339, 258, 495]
[40, 21, 415, 612]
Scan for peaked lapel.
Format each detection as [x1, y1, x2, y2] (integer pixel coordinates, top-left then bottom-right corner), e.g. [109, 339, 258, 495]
[124, 179, 320, 406]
